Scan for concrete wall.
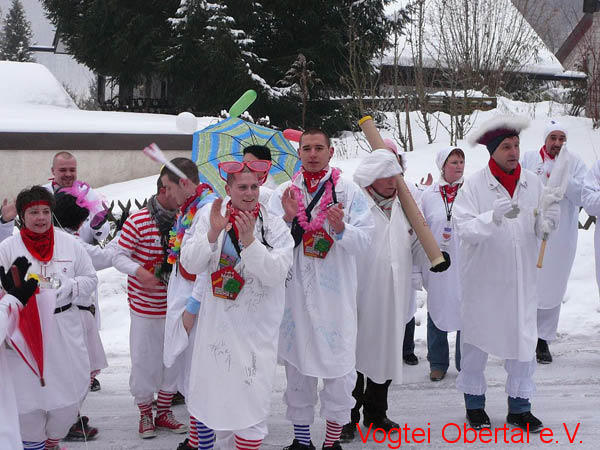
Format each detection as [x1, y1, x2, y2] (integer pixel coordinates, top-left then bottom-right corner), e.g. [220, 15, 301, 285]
[0, 148, 192, 200]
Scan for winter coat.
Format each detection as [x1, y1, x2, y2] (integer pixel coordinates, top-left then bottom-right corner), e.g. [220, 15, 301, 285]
[454, 165, 544, 361]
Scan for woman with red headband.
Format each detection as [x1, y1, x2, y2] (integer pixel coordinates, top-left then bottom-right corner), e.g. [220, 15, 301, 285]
[0, 185, 97, 450]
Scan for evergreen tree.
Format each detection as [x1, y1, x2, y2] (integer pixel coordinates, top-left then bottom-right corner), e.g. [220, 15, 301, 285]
[1, 0, 34, 62]
[43, 0, 179, 104]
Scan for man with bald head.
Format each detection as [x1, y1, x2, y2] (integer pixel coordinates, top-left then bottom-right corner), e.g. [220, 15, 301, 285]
[43, 152, 110, 245]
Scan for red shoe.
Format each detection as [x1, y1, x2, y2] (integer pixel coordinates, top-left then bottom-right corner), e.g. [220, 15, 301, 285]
[155, 411, 187, 434]
[139, 412, 156, 439]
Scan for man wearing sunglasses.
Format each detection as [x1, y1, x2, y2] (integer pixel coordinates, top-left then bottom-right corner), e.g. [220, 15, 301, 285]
[268, 129, 374, 450]
[179, 166, 294, 450]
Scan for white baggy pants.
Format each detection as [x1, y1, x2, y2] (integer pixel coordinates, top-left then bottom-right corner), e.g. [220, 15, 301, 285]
[537, 305, 561, 342]
[283, 361, 357, 426]
[456, 343, 536, 399]
[129, 313, 180, 404]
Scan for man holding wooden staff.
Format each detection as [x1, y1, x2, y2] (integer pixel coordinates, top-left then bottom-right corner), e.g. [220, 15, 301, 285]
[268, 128, 374, 450]
[340, 148, 450, 442]
[454, 116, 560, 432]
[521, 120, 587, 364]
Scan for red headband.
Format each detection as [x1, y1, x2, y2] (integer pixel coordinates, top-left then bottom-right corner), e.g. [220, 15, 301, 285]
[24, 200, 50, 211]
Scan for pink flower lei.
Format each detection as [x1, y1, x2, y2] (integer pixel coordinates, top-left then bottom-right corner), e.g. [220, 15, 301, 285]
[291, 168, 341, 232]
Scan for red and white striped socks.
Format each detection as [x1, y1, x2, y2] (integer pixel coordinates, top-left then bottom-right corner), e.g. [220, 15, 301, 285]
[137, 400, 153, 417]
[156, 390, 175, 417]
[45, 438, 60, 449]
[188, 416, 199, 448]
[323, 420, 342, 447]
[235, 435, 262, 450]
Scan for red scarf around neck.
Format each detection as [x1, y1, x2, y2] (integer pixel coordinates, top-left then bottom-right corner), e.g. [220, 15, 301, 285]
[302, 168, 328, 193]
[180, 183, 213, 214]
[227, 201, 260, 239]
[440, 184, 460, 204]
[540, 145, 555, 162]
[488, 158, 521, 198]
[20, 225, 55, 263]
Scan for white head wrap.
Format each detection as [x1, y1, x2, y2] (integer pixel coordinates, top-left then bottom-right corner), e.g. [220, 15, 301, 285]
[435, 146, 463, 171]
[543, 119, 568, 142]
[354, 149, 403, 188]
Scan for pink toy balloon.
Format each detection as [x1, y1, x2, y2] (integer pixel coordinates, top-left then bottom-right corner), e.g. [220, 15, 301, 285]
[283, 129, 303, 143]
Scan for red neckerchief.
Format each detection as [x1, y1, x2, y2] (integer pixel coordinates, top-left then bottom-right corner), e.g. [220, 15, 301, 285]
[488, 158, 521, 198]
[180, 183, 212, 214]
[302, 168, 328, 193]
[20, 225, 55, 263]
[227, 201, 260, 238]
[539, 145, 555, 162]
[440, 184, 460, 204]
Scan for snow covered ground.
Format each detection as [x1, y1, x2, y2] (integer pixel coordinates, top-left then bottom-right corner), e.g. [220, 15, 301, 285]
[68, 99, 600, 449]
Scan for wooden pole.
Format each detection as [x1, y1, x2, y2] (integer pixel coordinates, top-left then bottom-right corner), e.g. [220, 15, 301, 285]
[358, 115, 445, 267]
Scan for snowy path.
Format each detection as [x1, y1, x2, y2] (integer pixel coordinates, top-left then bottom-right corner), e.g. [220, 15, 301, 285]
[69, 329, 599, 450]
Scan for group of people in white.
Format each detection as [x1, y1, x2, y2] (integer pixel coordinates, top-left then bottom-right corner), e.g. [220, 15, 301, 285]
[0, 114, 598, 450]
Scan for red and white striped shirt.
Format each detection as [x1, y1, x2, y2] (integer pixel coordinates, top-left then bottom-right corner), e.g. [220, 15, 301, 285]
[117, 208, 168, 317]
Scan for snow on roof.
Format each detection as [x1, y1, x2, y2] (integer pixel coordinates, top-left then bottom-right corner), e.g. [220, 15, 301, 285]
[0, 61, 217, 134]
[0, 61, 77, 108]
[381, 0, 582, 79]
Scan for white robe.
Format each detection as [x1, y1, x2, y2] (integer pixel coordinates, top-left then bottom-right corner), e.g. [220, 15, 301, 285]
[268, 170, 374, 378]
[582, 160, 600, 293]
[454, 166, 544, 361]
[0, 230, 96, 413]
[418, 182, 462, 332]
[180, 201, 294, 431]
[0, 220, 13, 242]
[0, 293, 21, 450]
[355, 193, 415, 384]
[521, 150, 587, 309]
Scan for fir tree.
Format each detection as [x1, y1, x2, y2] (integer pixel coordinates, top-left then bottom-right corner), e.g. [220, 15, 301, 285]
[1, 0, 34, 62]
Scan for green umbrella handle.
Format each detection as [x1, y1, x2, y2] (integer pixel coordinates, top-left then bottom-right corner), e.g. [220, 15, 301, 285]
[229, 90, 257, 118]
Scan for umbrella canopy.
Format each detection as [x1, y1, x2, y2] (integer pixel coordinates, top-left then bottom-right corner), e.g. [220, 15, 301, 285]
[192, 117, 302, 197]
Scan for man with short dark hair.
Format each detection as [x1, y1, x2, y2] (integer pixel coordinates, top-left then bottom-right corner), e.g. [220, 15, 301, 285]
[269, 128, 374, 450]
[159, 157, 217, 450]
[113, 176, 185, 439]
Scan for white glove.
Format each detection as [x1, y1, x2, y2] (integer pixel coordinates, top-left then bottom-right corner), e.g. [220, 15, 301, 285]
[492, 198, 515, 223]
[542, 202, 560, 234]
[56, 276, 74, 303]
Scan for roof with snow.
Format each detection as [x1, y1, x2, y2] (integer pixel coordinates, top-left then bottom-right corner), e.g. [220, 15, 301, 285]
[381, 0, 586, 80]
[0, 62, 213, 134]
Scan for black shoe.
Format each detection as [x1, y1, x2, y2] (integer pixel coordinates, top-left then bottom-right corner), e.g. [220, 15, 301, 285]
[172, 391, 186, 405]
[536, 339, 552, 364]
[507, 411, 543, 433]
[363, 415, 400, 432]
[322, 441, 342, 450]
[284, 439, 316, 450]
[340, 422, 356, 443]
[90, 377, 101, 392]
[403, 353, 419, 365]
[466, 408, 491, 430]
[177, 438, 194, 450]
[64, 415, 99, 441]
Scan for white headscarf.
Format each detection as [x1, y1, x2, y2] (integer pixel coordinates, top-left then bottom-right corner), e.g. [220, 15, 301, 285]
[436, 146, 464, 186]
[354, 149, 403, 188]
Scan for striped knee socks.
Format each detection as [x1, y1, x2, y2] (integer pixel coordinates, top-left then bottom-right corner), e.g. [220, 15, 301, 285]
[293, 424, 311, 446]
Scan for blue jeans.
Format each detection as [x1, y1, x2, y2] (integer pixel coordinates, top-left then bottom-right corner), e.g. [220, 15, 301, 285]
[427, 313, 461, 372]
[464, 394, 531, 413]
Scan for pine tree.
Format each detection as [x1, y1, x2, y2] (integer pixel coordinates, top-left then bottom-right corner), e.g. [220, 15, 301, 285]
[1, 0, 34, 62]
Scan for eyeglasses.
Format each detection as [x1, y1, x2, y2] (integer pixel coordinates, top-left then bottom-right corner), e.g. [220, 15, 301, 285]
[218, 160, 272, 184]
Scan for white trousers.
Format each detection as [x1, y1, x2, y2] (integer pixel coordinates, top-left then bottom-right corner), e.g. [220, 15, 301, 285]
[537, 305, 561, 342]
[129, 313, 180, 404]
[456, 343, 536, 399]
[19, 404, 80, 441]
[214, 420, 269, 449]
[283, 361, 357, 426]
